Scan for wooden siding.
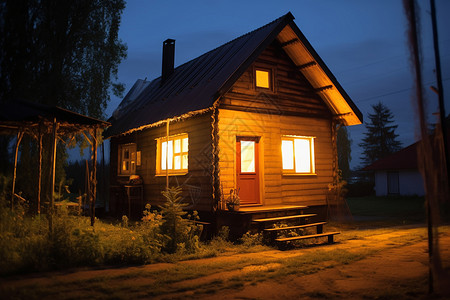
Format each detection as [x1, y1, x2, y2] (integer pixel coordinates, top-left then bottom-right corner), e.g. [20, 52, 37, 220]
[220, 41, 331, 119]
[217, 109, 333, 207]
[110, 112, 214, 212]
[110, 40, 336, 213]
[218, 41, 334, 207]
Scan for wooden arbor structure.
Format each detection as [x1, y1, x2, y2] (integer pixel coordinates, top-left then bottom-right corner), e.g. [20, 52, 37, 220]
[0, 100, 109, 226]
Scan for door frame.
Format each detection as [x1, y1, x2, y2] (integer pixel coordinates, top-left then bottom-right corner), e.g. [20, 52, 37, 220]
[236, 136, 261, 205]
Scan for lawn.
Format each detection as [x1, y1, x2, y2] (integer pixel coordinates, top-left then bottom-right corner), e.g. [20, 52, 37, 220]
[2, 193, 450, 298]
[346, 195, 426, 223]
[2, 224, 449, 299]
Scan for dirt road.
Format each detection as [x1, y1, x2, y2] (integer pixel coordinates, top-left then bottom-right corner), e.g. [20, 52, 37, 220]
[1, 225, 449, 299]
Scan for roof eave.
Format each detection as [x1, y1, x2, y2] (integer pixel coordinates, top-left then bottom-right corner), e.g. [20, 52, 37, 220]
[277, 21, 363, 126]
[104, 106, 214, 139]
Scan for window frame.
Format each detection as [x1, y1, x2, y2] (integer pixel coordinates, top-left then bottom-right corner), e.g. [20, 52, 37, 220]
[281, 135, 316, 175]
[254, 67, 273, 90]
[118, 143, 137, 176]
[156, 133, 189, 175]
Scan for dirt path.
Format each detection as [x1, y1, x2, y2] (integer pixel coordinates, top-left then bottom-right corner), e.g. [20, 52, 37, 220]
[205, 236, 450, 300]
[1, 225, 450, 299]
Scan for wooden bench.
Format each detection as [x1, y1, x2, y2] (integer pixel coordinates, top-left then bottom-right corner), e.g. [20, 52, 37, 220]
[275, 232, 340, 249]
[263, 221, 327, 241]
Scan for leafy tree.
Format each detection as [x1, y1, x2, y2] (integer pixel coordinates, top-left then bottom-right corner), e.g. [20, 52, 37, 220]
[0, 0, 127, 117]
[359, 102, 402, 166]
[0, 0, 127, 207]
[337, 126, 352, 181]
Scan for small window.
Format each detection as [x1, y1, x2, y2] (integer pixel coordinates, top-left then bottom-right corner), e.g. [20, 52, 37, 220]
[157, 133, 189, 175]
[240, 140, 255, 173]
[255, 69, 270, 89]
[118, 143, 137, 175]
[281, 136, 315, 174]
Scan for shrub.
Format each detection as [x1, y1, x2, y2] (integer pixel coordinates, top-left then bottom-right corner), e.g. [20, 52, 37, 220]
[100, 225, 154, 265]
[0, 198, 50, 274]
[160, 186, 201, 254]
[49, 209, 103, 268]
[240, 231, 263, 247]
[136, 204, 164, 256]
[0, 187, 204, 275]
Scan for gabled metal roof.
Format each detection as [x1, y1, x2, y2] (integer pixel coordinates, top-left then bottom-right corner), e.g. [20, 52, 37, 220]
[105, 12, 362, 138]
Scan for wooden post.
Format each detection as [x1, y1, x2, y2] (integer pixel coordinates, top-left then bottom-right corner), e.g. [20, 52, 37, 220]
[91, 128, 98, 226]
[101, 142, 106, 212]
[37, 124, 43, 214]
[403, 1, 434, 293]
[85, 159, 89, 215]
[11, 131, 24, 210]
[49, 118, 58, 235]
[430, 0, 449, 184]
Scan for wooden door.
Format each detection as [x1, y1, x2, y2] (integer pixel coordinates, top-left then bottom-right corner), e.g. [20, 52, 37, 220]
[236, 137, 260, 205]
[387, 171, 399, 195]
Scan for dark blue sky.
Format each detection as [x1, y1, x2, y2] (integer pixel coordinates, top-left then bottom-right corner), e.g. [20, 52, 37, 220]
[107, 0, 450, 168]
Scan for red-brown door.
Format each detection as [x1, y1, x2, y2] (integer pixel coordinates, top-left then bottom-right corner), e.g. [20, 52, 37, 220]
[236, 137, 260, 205]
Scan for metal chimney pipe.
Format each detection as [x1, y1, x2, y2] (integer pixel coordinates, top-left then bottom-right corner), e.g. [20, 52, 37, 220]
[161, 39, 175, 84]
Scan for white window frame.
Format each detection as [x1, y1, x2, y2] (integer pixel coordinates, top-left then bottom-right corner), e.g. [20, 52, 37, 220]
[281, 135, 316, 175]
[118, 143, 137, 176]
[156, 133, 189, 175]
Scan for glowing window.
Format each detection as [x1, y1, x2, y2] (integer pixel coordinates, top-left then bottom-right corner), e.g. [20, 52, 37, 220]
[157, 133, 188, 174]
[119, 143, 137, 175]
[240, 140, 255, 173]
[255, 69, 270, 89]
[281, 136, 315, 174]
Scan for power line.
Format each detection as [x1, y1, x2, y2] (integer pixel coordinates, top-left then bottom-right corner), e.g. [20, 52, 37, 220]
[334, 38, 450, 76]
[356, 77, 450, 103]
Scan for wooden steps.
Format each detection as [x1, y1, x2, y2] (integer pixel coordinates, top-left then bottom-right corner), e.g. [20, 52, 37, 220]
[275, 232, 340, 247]
[249, 207, 339, 248]
[253, 214, 316, 224]
[264, 221, 326, 234]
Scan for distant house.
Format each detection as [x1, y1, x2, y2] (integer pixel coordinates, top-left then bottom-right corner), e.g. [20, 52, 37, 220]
[364, 143, 425, 196]
[104, 12, 362, 227]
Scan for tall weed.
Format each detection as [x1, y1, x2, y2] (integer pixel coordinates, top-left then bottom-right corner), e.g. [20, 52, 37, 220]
[0, 186, 203, 275]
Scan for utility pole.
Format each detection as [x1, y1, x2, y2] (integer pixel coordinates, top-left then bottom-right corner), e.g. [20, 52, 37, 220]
[430, 0, 450, 184]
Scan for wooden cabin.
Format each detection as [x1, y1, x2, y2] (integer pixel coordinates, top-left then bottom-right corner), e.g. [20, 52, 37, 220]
[104, 12, 362, 235]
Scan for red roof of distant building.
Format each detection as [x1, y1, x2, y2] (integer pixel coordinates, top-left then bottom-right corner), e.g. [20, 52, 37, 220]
[363, 142, 419, 171]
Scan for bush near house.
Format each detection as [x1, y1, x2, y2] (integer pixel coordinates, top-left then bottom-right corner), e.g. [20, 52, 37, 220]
[1, 186, 270, 276]
[0, 187, 204, 275]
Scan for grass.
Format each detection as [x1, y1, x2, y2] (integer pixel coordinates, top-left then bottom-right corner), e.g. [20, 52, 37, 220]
[3, 224, 442, 299]
[2, 194, 447, 298]
[346, 195, 426, 223]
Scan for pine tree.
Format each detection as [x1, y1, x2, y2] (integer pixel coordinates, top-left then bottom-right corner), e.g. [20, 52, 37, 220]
[359, 102, 402, 166]
[337, 126, 352, 180]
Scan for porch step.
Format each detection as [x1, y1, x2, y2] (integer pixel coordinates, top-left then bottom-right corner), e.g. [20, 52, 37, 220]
[238, 205, 308, 214]
[264, 222, 327, 233]
[275, 232, 340, 246]
[252, 214, 316, 224]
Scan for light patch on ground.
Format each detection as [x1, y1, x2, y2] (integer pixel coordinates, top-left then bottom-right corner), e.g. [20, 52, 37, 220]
[242, 263, 281, 273]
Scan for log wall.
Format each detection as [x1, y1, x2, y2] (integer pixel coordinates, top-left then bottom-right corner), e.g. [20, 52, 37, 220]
[217, 40, 334, 207]
[217, 109, 333, 207]
[110, 112, 214, 213]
